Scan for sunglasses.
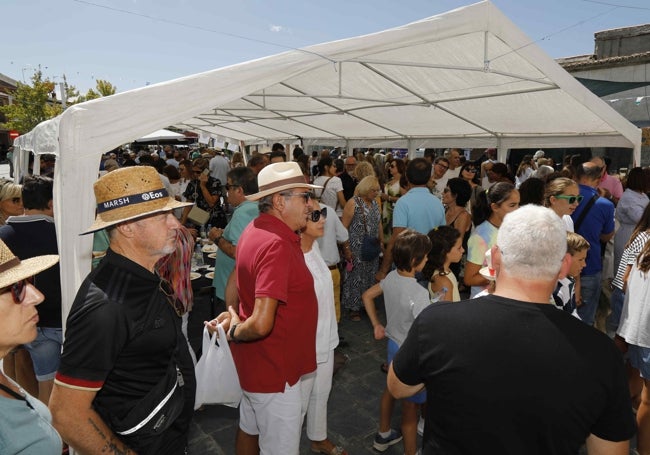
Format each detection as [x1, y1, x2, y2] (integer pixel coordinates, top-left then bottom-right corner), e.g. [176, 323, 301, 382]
[464, 168, 478, 173]
[555, 194, 584, 204]
[159, 279, 185, 317]
[1, 277, 33, 304]
[308, 207, 327, 222]
[280, 191, 314, 203]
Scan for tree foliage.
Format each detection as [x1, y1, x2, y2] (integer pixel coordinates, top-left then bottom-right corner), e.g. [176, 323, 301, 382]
[80, 79, 117, 102]
[0, 73, 118, 133]
[0, 70, 62, 133]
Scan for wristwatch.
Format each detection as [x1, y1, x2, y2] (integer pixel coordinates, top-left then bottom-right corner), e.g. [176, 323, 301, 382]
[229, 323, 240, 343]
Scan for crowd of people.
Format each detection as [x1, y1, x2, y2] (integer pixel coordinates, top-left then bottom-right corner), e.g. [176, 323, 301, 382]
[1, 141, 650, 455]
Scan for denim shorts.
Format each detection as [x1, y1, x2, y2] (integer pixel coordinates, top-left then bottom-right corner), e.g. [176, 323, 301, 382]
[387, 339, 426, 404]
[628, 344, 650, 379]
[23, 327, 63, 381]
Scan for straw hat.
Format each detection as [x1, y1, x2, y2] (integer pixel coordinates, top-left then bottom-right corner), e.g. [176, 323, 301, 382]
[82, 166, 193, 234]
[0, 240, 58, 290]
[246, 162, 321, 201]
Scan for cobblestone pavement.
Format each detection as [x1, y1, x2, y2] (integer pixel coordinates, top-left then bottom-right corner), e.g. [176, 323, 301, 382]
[188, 298, 411, 455]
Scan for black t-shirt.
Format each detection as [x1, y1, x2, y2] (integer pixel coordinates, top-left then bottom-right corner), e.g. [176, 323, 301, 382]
[0, 215, 61, 327]
[57, 249, 195, 454]
[393, 294, 636, 455]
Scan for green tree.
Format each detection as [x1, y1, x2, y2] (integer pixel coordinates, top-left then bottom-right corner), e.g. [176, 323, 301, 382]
[80, 79, 117, 102]
[0, 69, 62, 133]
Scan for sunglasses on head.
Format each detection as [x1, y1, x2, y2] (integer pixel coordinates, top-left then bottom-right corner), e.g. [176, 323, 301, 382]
[281, 191, 314, 203]
[555, 194, 584, 204]
[308, 207, 327, 222]
[1, 277, 33, 304]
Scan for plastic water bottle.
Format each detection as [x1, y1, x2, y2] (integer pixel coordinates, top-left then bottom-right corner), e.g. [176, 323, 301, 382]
[192, 242, 204, 269]
[430, 287, 448, 303]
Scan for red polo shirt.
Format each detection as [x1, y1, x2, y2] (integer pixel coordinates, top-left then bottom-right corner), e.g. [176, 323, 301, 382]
[233, 213, 317, 392]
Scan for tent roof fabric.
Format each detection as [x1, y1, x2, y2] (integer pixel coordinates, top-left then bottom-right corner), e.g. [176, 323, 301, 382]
[12, 1, 640, 327]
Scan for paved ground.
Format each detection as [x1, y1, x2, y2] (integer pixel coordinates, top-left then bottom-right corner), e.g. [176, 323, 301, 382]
[187, 294, 410, 455]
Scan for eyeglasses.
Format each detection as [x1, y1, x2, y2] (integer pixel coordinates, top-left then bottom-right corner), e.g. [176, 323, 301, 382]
[280, 191, 314, 203]
[436, 163, 449, 171]
[159, 279, 185, 317]
[0, 277, 33, 304]
[555, 194, 584, 204]
[225, 184, 240, 191]
[308, 207, 327, 222]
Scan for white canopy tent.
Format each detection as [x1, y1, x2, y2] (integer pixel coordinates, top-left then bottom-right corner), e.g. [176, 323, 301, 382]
[134, 128, 186, 142]
[11, 0, 641, 324]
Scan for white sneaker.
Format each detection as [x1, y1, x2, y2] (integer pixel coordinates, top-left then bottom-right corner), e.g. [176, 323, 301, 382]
[417, 417, 424, 436]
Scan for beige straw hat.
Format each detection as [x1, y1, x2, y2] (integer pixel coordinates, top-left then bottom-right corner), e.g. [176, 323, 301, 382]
[246, 161, 321, 201]
[82, 166, 193, 234]
[0, 240, 58, 290]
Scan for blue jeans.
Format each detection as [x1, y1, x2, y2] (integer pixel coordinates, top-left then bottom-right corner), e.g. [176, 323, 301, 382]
[606, 287, 625, 337]
[23, 327, 62, 381]
[577, 273, 602, 327]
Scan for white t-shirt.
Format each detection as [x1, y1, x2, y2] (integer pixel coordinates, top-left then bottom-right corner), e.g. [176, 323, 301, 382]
[617, 263, 650, 347]
[314, 175, 344, 216]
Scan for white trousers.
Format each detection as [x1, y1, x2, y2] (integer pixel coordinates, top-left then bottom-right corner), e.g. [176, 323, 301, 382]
[304, 354, 335, 441]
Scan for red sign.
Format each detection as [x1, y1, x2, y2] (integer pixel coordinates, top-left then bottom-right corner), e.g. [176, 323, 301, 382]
[8, 130, 19, 140]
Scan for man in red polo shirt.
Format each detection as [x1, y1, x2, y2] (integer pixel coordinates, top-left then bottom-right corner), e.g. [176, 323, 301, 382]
[212, 161, 321, 454]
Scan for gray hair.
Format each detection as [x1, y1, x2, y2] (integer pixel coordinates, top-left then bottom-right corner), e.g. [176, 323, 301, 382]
[497, 205, 567, 281]
[258, 194, 274, 213]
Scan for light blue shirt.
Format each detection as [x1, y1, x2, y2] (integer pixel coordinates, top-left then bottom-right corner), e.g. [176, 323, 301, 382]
[392, 187, 445, 234]
[212, 200, 259, 300]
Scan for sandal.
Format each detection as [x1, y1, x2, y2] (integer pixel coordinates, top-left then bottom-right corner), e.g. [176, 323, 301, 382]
[349, 311, 361, 322]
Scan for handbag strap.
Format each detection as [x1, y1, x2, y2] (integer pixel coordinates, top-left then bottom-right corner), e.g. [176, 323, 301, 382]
[357, 197, 370, 234]
[0, 383, 34, 409]
[574, 194, 598, 232]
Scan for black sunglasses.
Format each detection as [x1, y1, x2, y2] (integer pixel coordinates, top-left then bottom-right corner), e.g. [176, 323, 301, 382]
[159, 279, 185, 317]
[308, 207, 327, 222]
[281, 191, 314, 203]
[1, 277, 33, 304]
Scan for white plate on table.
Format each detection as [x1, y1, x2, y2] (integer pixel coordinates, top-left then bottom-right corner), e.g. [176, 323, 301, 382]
[207, 252, 217, 259]
[202, 244, 218, 253]
[205, 271, 215, 280]
[479, 267, 496, 281]
[190, 272, 202, 280]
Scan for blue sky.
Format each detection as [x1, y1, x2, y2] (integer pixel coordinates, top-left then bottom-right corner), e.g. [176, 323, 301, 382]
[2, 0, 649, 94]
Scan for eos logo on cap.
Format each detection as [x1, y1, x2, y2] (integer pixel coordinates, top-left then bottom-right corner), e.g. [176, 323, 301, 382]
[141, 191, 164, 201]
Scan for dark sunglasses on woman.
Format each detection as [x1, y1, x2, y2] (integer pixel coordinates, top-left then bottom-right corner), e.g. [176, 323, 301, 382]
[1, 277, 34, 304]
[308, 207, 328, 222]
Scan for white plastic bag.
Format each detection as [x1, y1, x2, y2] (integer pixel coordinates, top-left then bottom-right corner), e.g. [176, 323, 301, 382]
[194, 324, 242, 409]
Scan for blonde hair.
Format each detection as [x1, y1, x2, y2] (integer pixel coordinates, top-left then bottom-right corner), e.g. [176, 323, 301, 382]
[0, 182, 22, 202]
[544, 177, 577, 207]
[354, 161, 375, 181]
[566, 231, 589, 256]
[355, 176, 379, 198]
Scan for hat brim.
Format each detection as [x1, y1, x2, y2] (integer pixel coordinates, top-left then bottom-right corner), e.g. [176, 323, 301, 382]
[0, 255, 59, 290]
[246, 182, 322, 201]
[81, 198, 193, 235]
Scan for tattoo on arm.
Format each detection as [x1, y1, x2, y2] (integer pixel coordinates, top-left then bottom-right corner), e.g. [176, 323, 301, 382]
[88, 418, 134, 455]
